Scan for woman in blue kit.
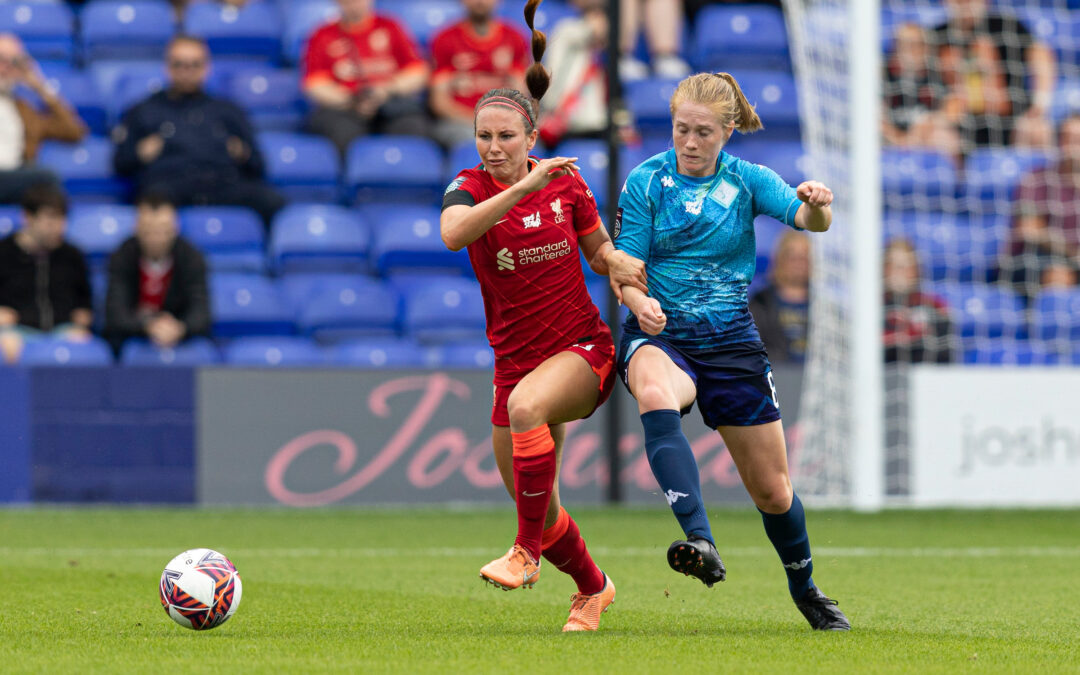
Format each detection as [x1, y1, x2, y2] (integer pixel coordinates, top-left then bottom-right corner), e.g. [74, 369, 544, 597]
[614, 72, 849, 631]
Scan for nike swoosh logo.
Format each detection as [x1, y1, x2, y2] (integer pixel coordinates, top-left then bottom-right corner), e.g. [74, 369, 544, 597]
[524, 567, 539, 582]
[522, 490, 546, 497]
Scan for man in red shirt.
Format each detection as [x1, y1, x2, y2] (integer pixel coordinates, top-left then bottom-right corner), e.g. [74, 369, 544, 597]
[302, 0, 431, 155]
[430, 0, 528, 147]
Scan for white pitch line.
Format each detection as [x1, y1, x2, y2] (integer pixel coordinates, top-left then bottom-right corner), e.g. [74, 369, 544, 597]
[0, 546, 1078, 559]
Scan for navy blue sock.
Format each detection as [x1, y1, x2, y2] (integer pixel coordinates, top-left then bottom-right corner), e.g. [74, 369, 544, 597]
[641, 409, 713, 543]
[759, 492, 814, 599]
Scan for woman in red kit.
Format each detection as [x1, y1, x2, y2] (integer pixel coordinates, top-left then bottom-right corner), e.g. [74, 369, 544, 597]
[440, 0, 646, 634]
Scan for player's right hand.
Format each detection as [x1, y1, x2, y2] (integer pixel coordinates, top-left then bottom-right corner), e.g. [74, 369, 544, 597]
[518, 156, 580, 194]
[637, 297, 667, 336]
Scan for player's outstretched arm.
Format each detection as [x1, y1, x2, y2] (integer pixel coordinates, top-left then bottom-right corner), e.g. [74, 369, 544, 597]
[794, 180, 833, 232]
[580, 231, 648, 301]
[441, 157, 581, 251]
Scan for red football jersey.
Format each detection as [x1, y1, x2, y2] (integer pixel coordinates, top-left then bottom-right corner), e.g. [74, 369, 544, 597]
[431, 20, 529, 110]
[447, 160, 608, 385]
[302, 15, 425, 93]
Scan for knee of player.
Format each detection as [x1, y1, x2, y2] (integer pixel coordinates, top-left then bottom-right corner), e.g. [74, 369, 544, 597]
[752, 480, 794, 514]
[506, 391, 545, 429]
[634, 380, 679, 412]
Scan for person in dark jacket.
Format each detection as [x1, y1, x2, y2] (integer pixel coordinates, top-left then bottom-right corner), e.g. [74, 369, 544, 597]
[749, 230, 810, 364]
[0, 183, 92, 362]
[104, 192, 210, 352]
[112, 35, 285, 226]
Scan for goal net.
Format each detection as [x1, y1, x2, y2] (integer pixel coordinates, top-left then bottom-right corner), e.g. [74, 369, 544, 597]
[784, 0, 1080, 503]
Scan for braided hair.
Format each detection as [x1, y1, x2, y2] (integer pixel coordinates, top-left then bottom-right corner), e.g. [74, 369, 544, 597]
[473, 0, 551, 134]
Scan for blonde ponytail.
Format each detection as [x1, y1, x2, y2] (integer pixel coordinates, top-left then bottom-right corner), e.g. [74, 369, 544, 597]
[715, 72, 763, 133]
[669, 72, 764, 134]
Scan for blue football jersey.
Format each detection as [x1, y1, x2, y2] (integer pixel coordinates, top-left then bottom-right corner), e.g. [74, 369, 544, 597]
[615, 148, 803, 351]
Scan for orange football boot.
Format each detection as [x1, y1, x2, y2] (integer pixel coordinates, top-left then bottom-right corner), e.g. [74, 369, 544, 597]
[479, 544, 541, 590]
[562, 574, 615, 632]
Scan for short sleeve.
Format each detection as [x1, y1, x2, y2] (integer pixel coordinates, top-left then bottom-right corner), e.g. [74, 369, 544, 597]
[301, 25, 335, 87]
[441, 171, 483, 211]
[743, 161, 803, 230]
[571, 172, 601, 236]
[614, 168, 654, 262]
[387, 19, 424, 69]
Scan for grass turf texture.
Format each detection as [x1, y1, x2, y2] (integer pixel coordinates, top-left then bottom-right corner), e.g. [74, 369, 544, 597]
[1, 508, 1077, 673]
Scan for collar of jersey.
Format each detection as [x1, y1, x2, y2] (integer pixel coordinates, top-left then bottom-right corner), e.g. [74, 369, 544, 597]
[461, 20, 507, 47]
[666, 148, 729, 185]
[487, 157, 539, 191]
[340, 13, 377, 35]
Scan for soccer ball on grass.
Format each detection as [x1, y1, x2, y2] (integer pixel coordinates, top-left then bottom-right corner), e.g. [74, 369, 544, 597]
[159, 548, 242, 630]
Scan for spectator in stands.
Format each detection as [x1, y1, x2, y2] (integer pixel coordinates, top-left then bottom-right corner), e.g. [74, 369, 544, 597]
[302, 0, 430, 156]
[749, 231, 810, 364]
[0, 33, 86, 204]
[1040, 258, 1078, 290]
[882, 23, 963, 163]
[883, 238, 954, 364]
[430, 0, 529, 148]
[929, 0, 1056, 151]
[113, 35, 285, 227]
[104, 192, 210, 353]
[540, 0, 611, 145]
[1002, 114, 1080, 300]
[620, 0, 691, 81]
[0, 183, 92, 363]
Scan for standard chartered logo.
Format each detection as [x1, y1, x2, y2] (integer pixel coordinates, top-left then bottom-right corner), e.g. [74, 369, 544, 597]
[496, 238, 572, 272]
[496, 248, 515, 271]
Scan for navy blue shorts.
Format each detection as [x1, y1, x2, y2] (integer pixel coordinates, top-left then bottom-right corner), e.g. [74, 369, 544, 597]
[617, 335, 782, 429]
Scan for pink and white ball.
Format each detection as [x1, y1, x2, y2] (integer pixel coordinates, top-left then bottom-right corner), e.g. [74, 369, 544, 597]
[159, 548, 242, 630]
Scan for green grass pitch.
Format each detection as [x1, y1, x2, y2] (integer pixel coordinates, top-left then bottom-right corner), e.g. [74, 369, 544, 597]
[1, 507, 1077, 673]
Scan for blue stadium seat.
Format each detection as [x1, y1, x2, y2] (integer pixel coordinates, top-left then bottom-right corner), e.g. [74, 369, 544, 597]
[37, 137, 127, 201]
[270, 204, 369, 274]
[328, 337, 429, 368]
[179, 206, 266, 274]
[346, 135, 445, 204]
[183, 1, 283, 62]
[80, 0, 176, 61]
[432, 340, 495, 369]
[1051, 79, 1080, 124]
[15, 65, 109, 136]
[20, 337, 114, 366]
[281, 0, 338, 64]
[258, 132, 340, 202]
[446, 139, 480, 183]
[279, 272, 359, 310]
[120, 337, 222, 366]
[67, 204, 136, 269]
[111, 64, 169, 121]
[930, 283, 1025, 344]
[229, 67, 305, 131]
[210, 274, 295, 337]
[692, 5, 790, 72]
[496, 0, 575, 37]
[1014, 7, 1080, 70]
[0, 205, 19, 237]
[962, 148, 1053, 205]
[885, 211, 1003, 283]
[0, 2, 75, 61]
[1031, 288, 1080, 344]
[726, 70, 800, 138]
[882, 148, 957, 201]
[362, 204, 470, 277]
[554, 139, 610, 209]
[624, 78, 679, 135]
[962, 341, 1061, 366]
[388, 0, 464, 48]
[224, 336, 325, 366]
[296, 276, 401, 343]
[733, 140, 810, 187]
[403, 277, 487, 343]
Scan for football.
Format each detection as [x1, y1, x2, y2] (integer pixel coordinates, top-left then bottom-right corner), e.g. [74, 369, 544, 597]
[159, 548, 242, 630]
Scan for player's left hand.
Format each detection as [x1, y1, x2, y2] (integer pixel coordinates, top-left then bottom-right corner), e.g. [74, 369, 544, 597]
[606, 251, 647, 302]
[796, 181, 833, 208]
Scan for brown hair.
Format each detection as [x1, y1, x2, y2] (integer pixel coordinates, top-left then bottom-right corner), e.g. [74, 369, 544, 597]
[473, 1, 551, 133]
[670, 72, 764, 134]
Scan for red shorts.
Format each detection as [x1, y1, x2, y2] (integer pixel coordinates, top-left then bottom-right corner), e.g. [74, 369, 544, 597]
[491, 332, 617, 427]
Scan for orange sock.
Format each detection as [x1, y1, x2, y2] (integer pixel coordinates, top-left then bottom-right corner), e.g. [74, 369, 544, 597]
[542, 507, 605, 595]
[512, 425, 556, 560]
